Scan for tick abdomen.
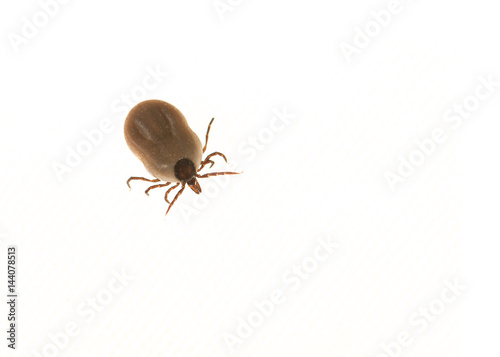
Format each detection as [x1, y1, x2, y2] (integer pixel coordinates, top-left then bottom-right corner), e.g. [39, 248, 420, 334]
[124, 100, 203, 182]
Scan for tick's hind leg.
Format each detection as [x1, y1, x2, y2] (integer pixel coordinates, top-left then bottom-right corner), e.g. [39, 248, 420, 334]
[145, 182, 171, 196]
[165, 183, 186, 216]
[198, 152, 228, 172]
[127, 176, 160, 189]
[202, 118, 215, 154]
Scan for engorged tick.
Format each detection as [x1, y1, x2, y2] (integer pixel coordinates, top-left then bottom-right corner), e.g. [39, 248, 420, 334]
[124, 99, 241, 216]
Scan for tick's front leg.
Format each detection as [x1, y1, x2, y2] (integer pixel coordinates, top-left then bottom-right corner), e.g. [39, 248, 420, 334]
[145, 182, 171, 196]
[165, 184, 186, 217]
[164, 183, 181, 204]
[198, 152, 228, 172]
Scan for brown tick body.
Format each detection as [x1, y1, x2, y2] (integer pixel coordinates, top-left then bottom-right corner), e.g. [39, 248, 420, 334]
[124, 99, 241, 216]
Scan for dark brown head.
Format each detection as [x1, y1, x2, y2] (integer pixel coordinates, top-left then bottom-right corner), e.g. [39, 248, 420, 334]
[174, 158, 201, 194]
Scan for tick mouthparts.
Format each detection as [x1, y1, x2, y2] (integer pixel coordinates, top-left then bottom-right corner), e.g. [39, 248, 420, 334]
[187, 178, 202, 194]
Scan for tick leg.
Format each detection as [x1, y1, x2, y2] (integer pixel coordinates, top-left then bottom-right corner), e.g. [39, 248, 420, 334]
[164, 183, 181, 204]
[202, 118, 215, 154]
[198, 152, 228, 172]
[198, 159, 215, 172]
[165, 183, 186, 216]
[145, 182, 171, 196]
[197, 171, 242, 179]
[205, 152, 227, 163]
[127, 176, 160, 189]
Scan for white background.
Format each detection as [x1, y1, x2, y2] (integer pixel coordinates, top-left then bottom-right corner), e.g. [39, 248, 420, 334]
[1, 0, 499, 356]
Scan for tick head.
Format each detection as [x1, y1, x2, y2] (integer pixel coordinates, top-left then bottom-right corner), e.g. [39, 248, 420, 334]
[174, 158, 201, 194]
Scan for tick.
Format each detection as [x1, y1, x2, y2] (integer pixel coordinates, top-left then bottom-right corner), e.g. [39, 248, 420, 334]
[124, 99, 241, 216]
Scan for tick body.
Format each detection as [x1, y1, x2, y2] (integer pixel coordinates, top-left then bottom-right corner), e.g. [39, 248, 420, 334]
[124, 99, 240, 216]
